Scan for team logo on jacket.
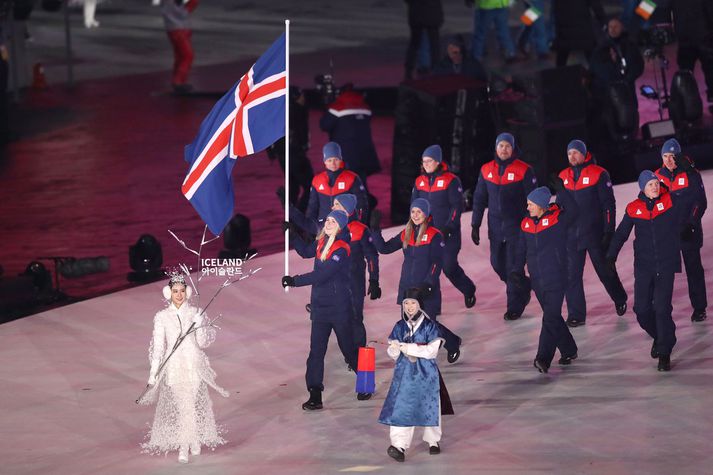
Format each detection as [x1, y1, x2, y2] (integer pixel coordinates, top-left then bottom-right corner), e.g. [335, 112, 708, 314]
[636, 209, 642, 215]
[318, 184, 324, 190]
[524, 222, 530, 228]
[657, 203, 665, 211]
[487, 172, 493, 178]
[542, 219, 549, 226]
[507, 173, 515, 181]
[332, 255, 340, 261]
[678, 177, 685, 186]
[419, 180, 425, 187]
[421, 235, 428, 242]
[437, 179, 444, 187]
[583, 177, 590, 185]
[564, 179, 569, 185]
[338, 182, 345, 190]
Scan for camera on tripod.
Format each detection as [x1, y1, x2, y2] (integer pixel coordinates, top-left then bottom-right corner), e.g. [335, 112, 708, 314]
[641, 24, 675, 59]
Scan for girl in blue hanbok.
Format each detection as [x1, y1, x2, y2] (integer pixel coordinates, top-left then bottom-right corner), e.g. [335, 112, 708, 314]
[378, 288, 453, 462]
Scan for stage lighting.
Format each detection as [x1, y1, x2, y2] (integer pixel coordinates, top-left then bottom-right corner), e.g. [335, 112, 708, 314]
[669, 70, 702, 128]
[218, 214, 256, 259]
[128, 234, 163, 282]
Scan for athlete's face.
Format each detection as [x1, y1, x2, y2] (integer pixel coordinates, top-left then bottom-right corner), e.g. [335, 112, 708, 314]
[422, 157, 438, 174]
[171, 284, 186, 308]
[662, 153, 677, 172]
[324, 216, 339, 236]
[403, 298, 420, 317]
[410, 207, 426, 225]
[527, 200, 545, 218]
[568, 149, 586, 166]
[644, 179, 660, 199]
[324, 157, 341, 172]
[496, 141, 513, 161]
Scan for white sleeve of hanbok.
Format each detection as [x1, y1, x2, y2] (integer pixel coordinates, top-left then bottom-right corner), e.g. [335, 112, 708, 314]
[401, 340, 441, 360]
[386, 339, 401, 361]
[192, 309, 216, 349]
[148, 313, 165, 384]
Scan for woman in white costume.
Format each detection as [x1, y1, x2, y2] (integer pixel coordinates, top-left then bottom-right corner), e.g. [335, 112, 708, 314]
[139, 273, 228, 463]
[69, 0, 101, 29]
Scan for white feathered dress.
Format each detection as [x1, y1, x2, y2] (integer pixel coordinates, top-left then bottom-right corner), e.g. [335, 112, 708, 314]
[139, 302, 229, 455]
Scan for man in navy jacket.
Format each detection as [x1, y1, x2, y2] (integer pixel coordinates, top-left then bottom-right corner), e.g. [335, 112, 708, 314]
[472, 133, 537, 320]
[607, 171, 686, 371]
[655, 138, 708, 322]
[558, 140, 628, 327]
[514, 183, 579, 373]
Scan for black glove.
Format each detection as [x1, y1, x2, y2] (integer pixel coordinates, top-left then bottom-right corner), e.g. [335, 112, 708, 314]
[548, 175, 565, 193]
[367, 279, 382, 300]
[471, 226, 480, 246]
[281, 275, 295, 288]
[370, 209, 382, 232]
[281, 221, 290, 233]
[601, 231, 613, 252]
[605, 257, 617, 275]
[276, 186, 286, 206]
[674, 155, 693, 172]
[418, 284, 433, 298]
[681, 224, 696, 242]
[509, 272, 527, 291]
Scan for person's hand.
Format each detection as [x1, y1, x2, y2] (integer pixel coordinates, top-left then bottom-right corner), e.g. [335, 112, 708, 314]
[548, 175, 565, 193]
[148, 374, 156, 386]
[418, 284, 433, 297]
[601, 232, 613, 252]
[471, 226, 480, 246]
[281, 275, 295, 288]
[674, 155, 693, 172]
[441, 225, 453, 240]
[281, 221, 291, 233]
[367, 280, 382, 300]
[681, 224, 696, 242]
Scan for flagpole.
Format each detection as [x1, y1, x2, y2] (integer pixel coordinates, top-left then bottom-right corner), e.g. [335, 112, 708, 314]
[284, 19, 290, 292]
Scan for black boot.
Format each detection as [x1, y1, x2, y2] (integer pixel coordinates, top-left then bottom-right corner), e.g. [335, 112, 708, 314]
[302, 388, 323, 410]
[387, 445, 405, 462]
[658, 355, 671, 372]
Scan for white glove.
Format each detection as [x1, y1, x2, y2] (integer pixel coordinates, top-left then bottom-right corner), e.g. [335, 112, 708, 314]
[192, 313, 204, 326]
[148, 374, 156, 386]
[387, 341, 401, 360]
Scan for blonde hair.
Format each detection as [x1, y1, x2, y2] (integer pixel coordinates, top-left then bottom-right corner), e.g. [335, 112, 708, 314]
[316, 225, 340, 261]
[402, 219, 427, 249]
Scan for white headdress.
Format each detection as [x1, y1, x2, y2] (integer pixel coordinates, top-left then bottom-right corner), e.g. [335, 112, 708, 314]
[162, 270, 193, 300]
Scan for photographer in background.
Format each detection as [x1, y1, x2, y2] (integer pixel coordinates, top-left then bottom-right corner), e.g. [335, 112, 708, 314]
[589, 17, 644, 139]
[671, 0, 713, 104]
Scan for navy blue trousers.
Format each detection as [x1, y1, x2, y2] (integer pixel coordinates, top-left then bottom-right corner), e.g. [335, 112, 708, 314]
[565, 244, 628, 321]
[682, 247, 707, 312]
[534, 287, 578, 365]
[306, 319, 358, 391]
[443, 232, 476, 298]
[633, 268, 677, 356]
[490, 237, 531, 314]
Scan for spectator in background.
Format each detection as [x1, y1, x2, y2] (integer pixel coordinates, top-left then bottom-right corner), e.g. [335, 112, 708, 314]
[432, 35, 488, 81]
[671, 0, 713, 104]
[159, 0, 199, 94]
[516, 0, 552, 60]
[466, 0, 518, 64]
[320, 86, 380, 209]
[552, 0, 606, 67]
[404, 0, 444, 79]
[589, 17, 644, 139]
